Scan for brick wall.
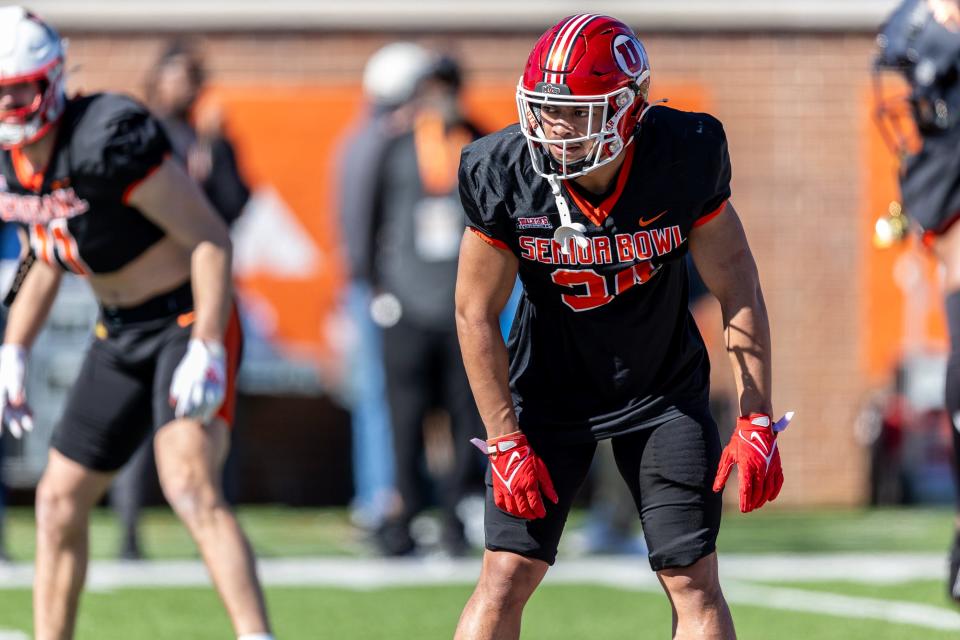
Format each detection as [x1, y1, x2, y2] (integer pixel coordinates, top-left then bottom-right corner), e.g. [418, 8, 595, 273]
[62, 30, 879, 506]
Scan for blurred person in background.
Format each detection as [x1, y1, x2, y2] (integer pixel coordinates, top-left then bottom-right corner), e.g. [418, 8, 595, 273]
[875, 0, 960, 601]
[361, 50, 486, 557]
[455, 15, 791, 639]
[0, 8, 271, 639]
[335, 41, 433, 534]
[145, 38, 250, 225]
[110, 37, 252, 561]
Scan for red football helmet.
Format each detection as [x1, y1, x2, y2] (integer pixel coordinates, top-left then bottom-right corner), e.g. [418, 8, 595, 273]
[517, 14, 652, 179]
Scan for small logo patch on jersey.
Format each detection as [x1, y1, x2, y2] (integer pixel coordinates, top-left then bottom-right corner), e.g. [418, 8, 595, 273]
[517, 216, 553, 230]
[638, 209, 668, 227]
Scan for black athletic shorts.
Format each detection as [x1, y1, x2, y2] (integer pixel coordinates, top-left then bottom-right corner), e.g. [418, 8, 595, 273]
[484, 411, 723, 571]
[51, 281, 243, 472]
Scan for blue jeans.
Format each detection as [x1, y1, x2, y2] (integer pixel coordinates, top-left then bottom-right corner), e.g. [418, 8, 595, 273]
[345, 283, 395, 526]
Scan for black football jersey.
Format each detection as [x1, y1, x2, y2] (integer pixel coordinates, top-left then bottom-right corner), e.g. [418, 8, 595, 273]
[459, 106, 731, 442]
[0, 93, 171, 275]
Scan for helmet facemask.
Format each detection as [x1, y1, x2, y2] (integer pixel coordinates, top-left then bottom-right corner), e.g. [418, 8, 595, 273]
[0, 8, 67, 149]
[516, 71, 647, 180]
[0, 57, 65, 149]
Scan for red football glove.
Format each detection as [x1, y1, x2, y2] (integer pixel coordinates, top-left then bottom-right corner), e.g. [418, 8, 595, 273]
[473, 431, 558, 520]
[713, 412, 792, 513]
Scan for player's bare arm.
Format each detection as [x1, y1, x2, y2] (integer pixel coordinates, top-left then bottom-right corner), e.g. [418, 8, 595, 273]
[688, 202, 771, 417]
[0, 259, 62, 437]
[4, 258, 62, 349]
[454, 229, 519, 439]
[456, 228, 558, 521]
[691, 202, 787, 513]
[126, 157, 233, 344]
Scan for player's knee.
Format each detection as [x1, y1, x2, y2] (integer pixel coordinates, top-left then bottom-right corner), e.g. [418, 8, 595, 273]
[35, 478, 85, 541]
[659, 558, 723, 608]
[160, 468, 221, 529]
[477, 553, 543, 610]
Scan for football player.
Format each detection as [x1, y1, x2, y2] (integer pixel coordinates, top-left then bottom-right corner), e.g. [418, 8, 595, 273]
[454, 15, 789, 639]
[875, 0, 960, 602]
[0, 8, 272, 639]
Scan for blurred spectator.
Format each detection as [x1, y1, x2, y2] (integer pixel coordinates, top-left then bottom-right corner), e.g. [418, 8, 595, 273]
[362, 52, 485, 556]
[110, 38, 251, 560]
[336, 42, 434, 532]
[145, 39, 250, 223]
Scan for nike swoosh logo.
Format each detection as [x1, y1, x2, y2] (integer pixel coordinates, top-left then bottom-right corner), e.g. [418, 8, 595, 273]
[749, 431, 770, 456]
[738, 430, 776, 470]
[638, 209, 669, 227]
[491, 451, 529, 494]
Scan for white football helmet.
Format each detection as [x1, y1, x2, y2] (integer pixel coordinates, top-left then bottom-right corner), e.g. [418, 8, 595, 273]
[362, 42, 433, 109]
[0, 7, 66, 148]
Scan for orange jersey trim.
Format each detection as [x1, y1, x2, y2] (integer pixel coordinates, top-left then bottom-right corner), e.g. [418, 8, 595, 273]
[51, 226, 88, 276]
[215, 305, 243, 427]
[121, 153, 170, 205]
[562, 143, 636, 227]
[32, 224, 52, 264]
[11, 147, 45, 192]
[468, 227, 509, 251]
[693, 199, 728, 228]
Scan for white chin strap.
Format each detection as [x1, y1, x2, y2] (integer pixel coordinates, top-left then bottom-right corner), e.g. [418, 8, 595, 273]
[545, 174, 588, 256]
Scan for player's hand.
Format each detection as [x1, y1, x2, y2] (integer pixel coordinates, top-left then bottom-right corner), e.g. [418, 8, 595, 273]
[713, 412, 793, 513]
[0, 344, 33, 438]
[169, 339, 226, 423]
[472, 431, 558, 519]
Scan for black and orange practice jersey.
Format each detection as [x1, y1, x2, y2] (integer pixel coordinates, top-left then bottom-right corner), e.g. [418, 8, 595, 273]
[0, 93, 171, 275]
[459, 106, 731, 442]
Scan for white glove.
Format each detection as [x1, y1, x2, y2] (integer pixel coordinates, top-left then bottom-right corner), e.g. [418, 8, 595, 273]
[169, 339, 227, 424]
[0, 344, 32, 438]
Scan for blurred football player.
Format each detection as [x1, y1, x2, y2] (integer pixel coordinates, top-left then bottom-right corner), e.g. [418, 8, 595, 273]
[454, 15, 789, 639]
[0, 8, 271, 639]
[109, 37, 253, 562]
[875, 0, 960, 602]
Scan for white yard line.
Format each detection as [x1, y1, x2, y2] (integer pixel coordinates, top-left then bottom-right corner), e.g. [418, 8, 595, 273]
[0, 554, 957, 632]
[723, 582, 960, 632]
[0, 553, 948, 590]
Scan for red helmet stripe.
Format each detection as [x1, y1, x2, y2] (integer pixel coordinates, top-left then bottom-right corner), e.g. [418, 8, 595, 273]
[543, 13, 598, 85]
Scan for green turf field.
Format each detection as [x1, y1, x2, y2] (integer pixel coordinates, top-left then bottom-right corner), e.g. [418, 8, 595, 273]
[3, 504, 956, 560]
[0, 582, 955, 639]
[0, 506, 956, 638]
